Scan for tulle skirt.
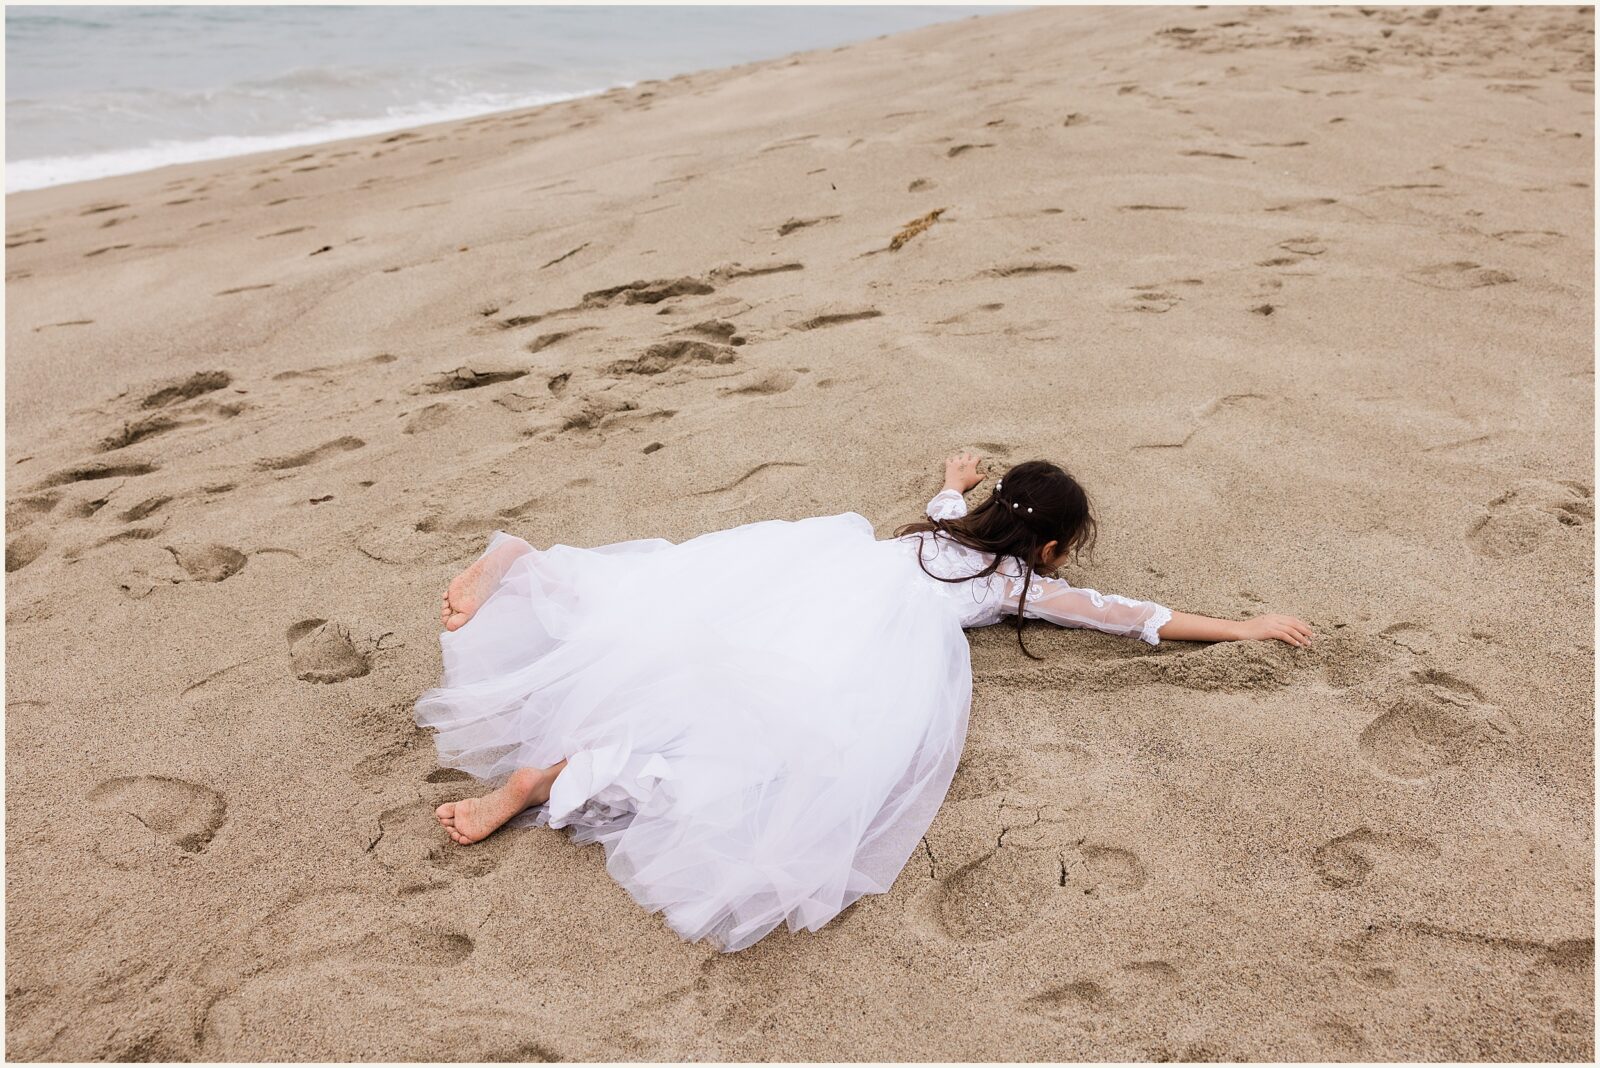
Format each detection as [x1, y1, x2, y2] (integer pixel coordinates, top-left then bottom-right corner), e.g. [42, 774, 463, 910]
[413, 511, 973, 953]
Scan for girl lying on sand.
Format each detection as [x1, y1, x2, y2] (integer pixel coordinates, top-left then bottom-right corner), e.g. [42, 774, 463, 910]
[414, 451, 1312, 952]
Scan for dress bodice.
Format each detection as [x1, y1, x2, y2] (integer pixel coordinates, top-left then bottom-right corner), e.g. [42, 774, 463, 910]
[889, 489, 1172, 644]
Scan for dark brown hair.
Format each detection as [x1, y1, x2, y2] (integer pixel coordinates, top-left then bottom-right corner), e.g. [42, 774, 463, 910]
[893, 459, 1098, 660]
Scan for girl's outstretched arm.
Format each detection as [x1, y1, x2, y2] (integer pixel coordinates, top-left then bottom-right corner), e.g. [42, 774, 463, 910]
[1159, 609, 1313, 648]
[1004, 574, 1314, 650]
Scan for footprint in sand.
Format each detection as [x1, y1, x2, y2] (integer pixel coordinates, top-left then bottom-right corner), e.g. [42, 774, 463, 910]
[269, 355, 395, 386]
[1402, 261, 1515, 290]
[541, 391, 676, 437]
[363, 797, 505, 885]
[198, 888, 479, 1059]
[670, 318, 743, 345]
[1332, 919, 1593, 1051]
[1062, 842, 1148, 897]
[242, 888, 476, 970]
[168, 543, 248, 583]
[31, 460, 159, 491]
[1022, 960, 1181, 1026]
[113, 541, 247, 598]
[1491, 229, 1564, 248]
[349, 726, 442, 791]
[1466, 479, 1592, 558]
[493, 392, 543, 414]
[6, 530, 49, 573]
[256, 436, 365, 471]
[1377, 620, 1443, 657]
[6, 491, 60, 530]
[525, 326, 596, 354]
[402, 402, 456, 434]
[67, 490, 114, 519]
[1357, 669, 1512, 782]
[287, 618, 372, 684]
[605, 339, 736, 375]
[130, 370, 234, 410]
[1116, 286, 1181, 313]
[86, 371, 245, 454]
[1311, 827, 1441, 888]
[88, 775, 227, 868]
[1277, 235, 1327, 257]
[924, 829, 1146, 943]
[717, 369, 798, 397]
[926, 846, 1063, 943]
[581, 275, 715, 308]
[95, 413, 201, 453]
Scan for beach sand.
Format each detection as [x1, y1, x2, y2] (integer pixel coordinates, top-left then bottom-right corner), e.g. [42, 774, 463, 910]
[4, 3, 1594, 1060]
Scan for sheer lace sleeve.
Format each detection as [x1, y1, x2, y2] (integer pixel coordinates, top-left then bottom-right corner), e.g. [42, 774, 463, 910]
[999, 571, 1173, 646]
[926, 488, 968, 521]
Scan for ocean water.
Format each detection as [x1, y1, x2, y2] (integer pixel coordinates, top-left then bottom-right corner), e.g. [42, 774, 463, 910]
[4, 4, 1027, 193]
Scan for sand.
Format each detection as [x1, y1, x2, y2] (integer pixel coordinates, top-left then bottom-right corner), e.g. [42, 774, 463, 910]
[4, 3, 1594, 1061]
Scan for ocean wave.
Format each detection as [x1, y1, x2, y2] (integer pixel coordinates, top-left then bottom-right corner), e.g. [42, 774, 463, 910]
[4, 87, 607, 194]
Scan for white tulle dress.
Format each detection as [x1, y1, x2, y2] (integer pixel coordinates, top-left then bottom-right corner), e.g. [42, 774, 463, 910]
[413, 488, 1171, 952]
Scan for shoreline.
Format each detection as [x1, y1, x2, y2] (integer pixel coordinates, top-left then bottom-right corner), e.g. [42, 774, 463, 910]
[4, 84, 614, 195]
[4, 9, 1006, 196]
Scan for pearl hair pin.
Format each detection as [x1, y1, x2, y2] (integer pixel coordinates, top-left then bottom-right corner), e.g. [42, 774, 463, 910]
[994, 478, 1032, 513]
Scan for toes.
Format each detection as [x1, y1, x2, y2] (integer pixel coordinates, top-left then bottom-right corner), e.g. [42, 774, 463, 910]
[436, 802, 455, 821]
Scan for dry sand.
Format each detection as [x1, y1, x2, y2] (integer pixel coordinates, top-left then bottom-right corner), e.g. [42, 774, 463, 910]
[4, 3, 1595, 1061]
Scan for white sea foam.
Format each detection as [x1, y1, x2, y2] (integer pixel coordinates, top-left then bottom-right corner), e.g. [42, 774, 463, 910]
[5, 89, 600, 193]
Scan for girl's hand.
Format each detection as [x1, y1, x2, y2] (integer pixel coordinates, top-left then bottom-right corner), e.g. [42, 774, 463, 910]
[943, 450, 985, 493]
[1235, 613, 1314, 648]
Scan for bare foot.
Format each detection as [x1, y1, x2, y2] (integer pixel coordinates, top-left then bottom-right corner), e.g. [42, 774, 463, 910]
[435, 762, 566, 845]
[441, 537, 532, 632]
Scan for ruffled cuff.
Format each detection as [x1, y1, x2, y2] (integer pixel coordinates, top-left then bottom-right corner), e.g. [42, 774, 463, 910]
[1140, 605, 1173, 646]
[926, 488, 967, 521]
